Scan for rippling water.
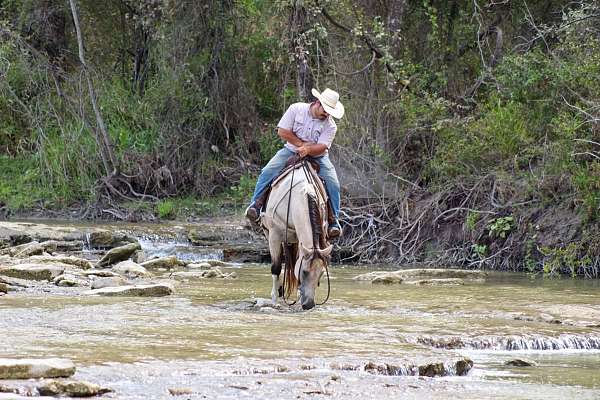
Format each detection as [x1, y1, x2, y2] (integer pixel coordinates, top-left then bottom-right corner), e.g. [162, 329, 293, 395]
[2, 263, 600, 399]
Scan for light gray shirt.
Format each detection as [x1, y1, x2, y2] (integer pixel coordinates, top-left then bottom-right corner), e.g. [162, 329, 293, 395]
[277, 102, 337, 155]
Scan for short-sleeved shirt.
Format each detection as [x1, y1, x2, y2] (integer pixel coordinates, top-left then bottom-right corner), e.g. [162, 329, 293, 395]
[277, 102, 337, 155]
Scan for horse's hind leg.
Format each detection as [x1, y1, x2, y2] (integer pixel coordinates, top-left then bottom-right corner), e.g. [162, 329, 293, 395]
[269, 236, 283, 304]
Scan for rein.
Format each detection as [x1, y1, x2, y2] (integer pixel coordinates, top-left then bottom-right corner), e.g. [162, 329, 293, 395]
[281, 158, 332, 307]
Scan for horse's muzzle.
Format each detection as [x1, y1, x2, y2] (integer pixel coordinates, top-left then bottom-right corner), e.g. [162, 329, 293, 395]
[302, 299, 315, 310]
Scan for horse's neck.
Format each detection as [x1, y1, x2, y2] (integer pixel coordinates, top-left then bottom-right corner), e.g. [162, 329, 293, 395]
[266, 170, 326, 246]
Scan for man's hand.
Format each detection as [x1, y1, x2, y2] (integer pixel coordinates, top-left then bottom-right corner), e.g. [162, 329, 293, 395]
[297, 144, 310, 158]
[297, 143, 328, 158]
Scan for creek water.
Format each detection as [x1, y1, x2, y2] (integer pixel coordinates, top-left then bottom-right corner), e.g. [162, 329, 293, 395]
[2, 229, 600, 399]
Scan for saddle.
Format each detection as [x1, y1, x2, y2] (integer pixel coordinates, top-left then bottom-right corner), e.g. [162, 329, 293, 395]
[255, 156, 334, 226]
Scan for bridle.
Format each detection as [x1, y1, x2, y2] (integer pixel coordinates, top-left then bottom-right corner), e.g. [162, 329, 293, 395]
[281, 158, 331, 307]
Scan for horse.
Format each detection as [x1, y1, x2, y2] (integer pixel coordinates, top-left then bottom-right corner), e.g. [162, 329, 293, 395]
[260, 159, 333, 310]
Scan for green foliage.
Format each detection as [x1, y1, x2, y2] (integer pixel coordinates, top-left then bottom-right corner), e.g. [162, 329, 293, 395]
[228, 173, 256, 206]
[541, 243, 592, 277]
[465, 211, 479, 231]
[472, 243, 487, 260]
[0, 155, 47, 210]
[258, 130, 282, 164]
[156, 199, 175, 219]
[488, 216, 514, 239]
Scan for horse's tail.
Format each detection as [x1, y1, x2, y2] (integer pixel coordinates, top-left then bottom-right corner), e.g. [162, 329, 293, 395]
[283, 242, 298, 298]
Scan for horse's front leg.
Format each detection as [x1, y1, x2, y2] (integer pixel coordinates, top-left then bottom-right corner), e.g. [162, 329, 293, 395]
[269, 238, 284, 305]
[271, 266, 282, 305]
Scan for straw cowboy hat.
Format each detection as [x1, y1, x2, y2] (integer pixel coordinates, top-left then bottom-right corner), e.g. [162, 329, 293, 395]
[311, 88, 344, 119]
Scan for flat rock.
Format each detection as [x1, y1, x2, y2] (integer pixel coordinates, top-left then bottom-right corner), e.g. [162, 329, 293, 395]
[371, 274, 404, 284]
[197, 259, 237, 268]
[0, 395, 55, 400]
[53, 274, 89, 287]
[37, 379, 112, 397]
[355, 268, 486, 283]
[2, 241, 45, 257]
[171, 268, 236, 280]
[186, 262, 213, 270]
[363, 357, 473, 377]
[505, 358, 537, 367]
[91, 276, 128, 289]
[96, 242, 141, 268]
[87, 230, 136, 249]
[403, 278, 465, 286]
[28, 255, 92, 270]
[0, 264, 65, 281]
[0, 275, 36, 288]
[0, 358, 75, 379]
[85, 283, 174, 297]
[112, 260, 149, 278]
[140, 256, 182, 270]
[222, 244, 270, 263]
[80, 269, 119, 278]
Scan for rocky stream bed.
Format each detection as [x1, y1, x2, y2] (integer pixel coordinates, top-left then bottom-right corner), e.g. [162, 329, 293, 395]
[1, 219, 600, 399]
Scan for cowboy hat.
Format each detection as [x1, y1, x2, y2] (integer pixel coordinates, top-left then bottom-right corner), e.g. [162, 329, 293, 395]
[311, 88, 344, 119]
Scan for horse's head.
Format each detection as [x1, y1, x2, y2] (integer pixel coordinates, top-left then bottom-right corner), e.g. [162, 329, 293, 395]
[296, 244, 333, 310]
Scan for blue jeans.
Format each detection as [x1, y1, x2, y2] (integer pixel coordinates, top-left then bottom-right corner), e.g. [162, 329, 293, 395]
[251, 148, 341, 226]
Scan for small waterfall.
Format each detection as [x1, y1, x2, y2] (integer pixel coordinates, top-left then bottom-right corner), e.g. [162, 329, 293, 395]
[137, 237, 224, 262]
[416, 334, 600, 351]
[82, 232, 92, 252]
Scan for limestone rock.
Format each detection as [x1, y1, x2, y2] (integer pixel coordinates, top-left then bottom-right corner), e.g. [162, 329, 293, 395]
[37, 380, 112, 397]
[131, 250, 146, 264]
[0, 358, 75, 379]
[403, 278, 465, 286]
[112, 260, 149, 278]
[371, 274, 403, 284]
[0, 264, 65, 281]
[186, 262, 213, 270]
[43, 240, 84, 252]
[0, 283, 6, 293]
[140, 256, 183, 270]
[222, 244, 270, 263]
[171, 268, 236, 281]
[80, 269, 119, 278]
[53, 274, 89, 287]
[28, 255, 92, 270]
[354, 268, 486, 283]
[85, 283, 174, 297]
[0, 275, 35, 288]
[87, 230, 135, 249]
[198, 259, 237, 268]
[4, 241, 45, 257]
[505, 358, 537, 367]
[96, 242, 141, 268]
[91, 276, 128, 289]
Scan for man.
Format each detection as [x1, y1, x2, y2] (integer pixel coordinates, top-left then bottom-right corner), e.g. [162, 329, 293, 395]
[246, 87, 344, 238]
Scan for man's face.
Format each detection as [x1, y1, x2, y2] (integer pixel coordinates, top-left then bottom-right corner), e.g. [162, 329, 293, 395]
[314, 101, 330, 120]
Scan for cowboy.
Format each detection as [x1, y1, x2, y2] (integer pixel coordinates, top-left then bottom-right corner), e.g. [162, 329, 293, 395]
[246, 88, 344, 238]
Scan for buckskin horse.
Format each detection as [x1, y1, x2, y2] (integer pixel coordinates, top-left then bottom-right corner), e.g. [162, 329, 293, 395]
[260, 158, 333, 310]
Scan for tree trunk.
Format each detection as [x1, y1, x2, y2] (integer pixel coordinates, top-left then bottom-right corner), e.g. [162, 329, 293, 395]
[387, 0, 408, 58]
[68, 0, 118, 177]
[290, 2, 314, 101]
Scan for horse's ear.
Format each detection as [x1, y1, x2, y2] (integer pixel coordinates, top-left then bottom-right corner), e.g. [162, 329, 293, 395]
[318, 245, 333, 259]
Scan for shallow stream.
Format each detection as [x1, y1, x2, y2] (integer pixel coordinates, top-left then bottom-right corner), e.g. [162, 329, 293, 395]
[2, 223, 600, 399]
[3, 267, 600, 399]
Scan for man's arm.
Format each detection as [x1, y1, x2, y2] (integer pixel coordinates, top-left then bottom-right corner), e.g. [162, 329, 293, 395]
[297, 143, 328, 157]
[278, 127, 304, 147]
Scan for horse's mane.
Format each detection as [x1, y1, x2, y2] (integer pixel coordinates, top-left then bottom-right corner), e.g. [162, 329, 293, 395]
[307, 193, 326, 249]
